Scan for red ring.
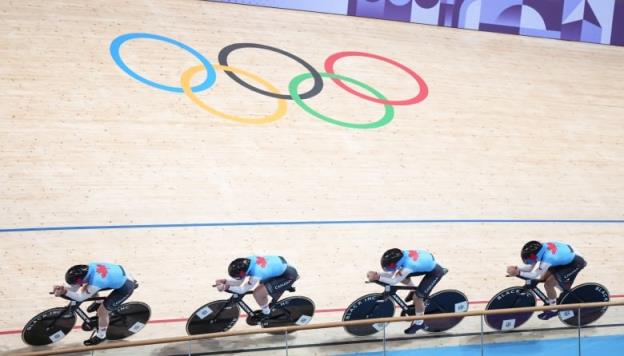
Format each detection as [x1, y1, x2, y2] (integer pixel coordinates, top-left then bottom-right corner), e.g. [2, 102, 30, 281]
[324, 51, 428, 106]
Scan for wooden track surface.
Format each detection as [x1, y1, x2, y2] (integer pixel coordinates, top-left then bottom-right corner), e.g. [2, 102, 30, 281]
[1, 0, 624, 354]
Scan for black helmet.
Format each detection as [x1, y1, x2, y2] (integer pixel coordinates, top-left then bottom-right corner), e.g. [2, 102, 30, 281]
[65, 265, 89, 285]
[521, 241, 543, 264]
[380, 248, 403, 271]
[228, 258, 251, 279]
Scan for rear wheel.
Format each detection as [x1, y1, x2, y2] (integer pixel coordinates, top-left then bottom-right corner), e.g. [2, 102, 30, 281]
[186, 300, 240, 335]
[107, 302, 151, 340]
[342, 293, 395, 336]
[485, 287, 536, 331]
[262, 296, 315, 333]
[558, 283, 609, 326]
[424, 290, 469, 332]
[22, 307, 76, 346]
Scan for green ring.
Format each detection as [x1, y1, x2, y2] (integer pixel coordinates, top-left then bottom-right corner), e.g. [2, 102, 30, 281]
[289, 72, 394, 129]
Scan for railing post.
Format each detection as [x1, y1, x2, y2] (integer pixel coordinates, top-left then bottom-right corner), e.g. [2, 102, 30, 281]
[382, 321, 387, 355]
[188, 340, 192, 356]
[284, 329, 289, 356]
[577, 307, 581, 356]
[480, 315, 484, 356]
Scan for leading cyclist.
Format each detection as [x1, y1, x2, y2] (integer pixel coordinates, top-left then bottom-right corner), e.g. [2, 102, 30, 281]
[507, 240, 586, 319]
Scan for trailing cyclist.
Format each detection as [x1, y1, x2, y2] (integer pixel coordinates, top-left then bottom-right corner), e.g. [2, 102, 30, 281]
[52, 262, 136, 346]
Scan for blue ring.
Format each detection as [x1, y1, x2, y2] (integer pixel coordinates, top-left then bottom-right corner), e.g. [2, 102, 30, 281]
[110, 33, 216, 93]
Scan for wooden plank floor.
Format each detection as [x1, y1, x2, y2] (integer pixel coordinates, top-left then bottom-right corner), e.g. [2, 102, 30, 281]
[1, 0, 623, 354]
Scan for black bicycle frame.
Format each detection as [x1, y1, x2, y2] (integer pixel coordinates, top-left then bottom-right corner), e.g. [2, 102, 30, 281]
[523, 279, 551, 304]
[49, 295, 105, 327]
[217, 291, 296, 322]
[371, 281, 418, 312]
[203, 291, 256, 322]
[231, 292, 255, 315]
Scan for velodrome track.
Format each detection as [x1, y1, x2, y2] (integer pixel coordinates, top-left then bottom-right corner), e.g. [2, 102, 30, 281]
[1, 0, 624, 354]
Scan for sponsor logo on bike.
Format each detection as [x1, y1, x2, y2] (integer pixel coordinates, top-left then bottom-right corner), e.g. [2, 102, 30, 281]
[496, 288, 526, 301]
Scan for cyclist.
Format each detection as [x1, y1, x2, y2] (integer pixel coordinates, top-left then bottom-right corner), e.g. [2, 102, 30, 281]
[52, 263, 136, 346]
[367, 248, 447, 334]
[507, 240, 586, 319]
[215, 255, 299, 323]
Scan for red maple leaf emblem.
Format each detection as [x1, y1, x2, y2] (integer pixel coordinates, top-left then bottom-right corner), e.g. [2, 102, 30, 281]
[96, 264, 108, 278]
[547, 243, 557, 254]
[256, 256, 267, 268]
[408, 250, 419, 261]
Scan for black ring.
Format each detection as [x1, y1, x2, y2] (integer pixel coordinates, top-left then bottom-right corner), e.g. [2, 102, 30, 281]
[218, 43, 323, 100]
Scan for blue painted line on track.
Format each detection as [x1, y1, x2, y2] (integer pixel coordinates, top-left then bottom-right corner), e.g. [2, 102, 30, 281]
[1, 219, 624, 233]
[342, 333, 624, 356]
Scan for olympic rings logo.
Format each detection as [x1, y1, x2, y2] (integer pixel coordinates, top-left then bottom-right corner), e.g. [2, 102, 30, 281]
[110, 33, 428, 129]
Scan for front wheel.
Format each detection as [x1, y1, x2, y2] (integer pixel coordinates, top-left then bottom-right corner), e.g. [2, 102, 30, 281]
[424, 289, 469, 332]
[107, 302, 151, 340]
[22, 307, 77, 346]
[558, 283, 610, 327]
[342, 293, 395, 336]
[186, 300, 240, 335]
[485, 287, 536, 331]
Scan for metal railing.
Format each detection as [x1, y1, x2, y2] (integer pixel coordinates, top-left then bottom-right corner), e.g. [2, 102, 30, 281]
[15, 300, 624, 356]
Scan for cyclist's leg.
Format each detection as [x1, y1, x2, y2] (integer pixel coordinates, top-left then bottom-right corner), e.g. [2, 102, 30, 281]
[538, 257, 586, 320]
[252, 267, 299, 320]
[86, 279, 135, 345]
[400, 274, 424, 314]
[400, 276, 414, 285]
[406, 265, 445, 334]
[543, 271, 558, 301]
[97, 304, 109, 333]
[403, 273, 424, 302]
[265, 266, 299, 304]
[253, 284, 270, 312]
[536, 271, 561, 320]
[552, 255, 587, 294]
[415, 264, 446, 300]
[103, 279, 136, 311]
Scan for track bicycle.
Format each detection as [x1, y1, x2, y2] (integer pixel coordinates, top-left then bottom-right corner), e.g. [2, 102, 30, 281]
[342, 278, 469, 336]
[22, 282, 150, 346]
[186, 286, 315, 335]
[485, 275, 609, 330]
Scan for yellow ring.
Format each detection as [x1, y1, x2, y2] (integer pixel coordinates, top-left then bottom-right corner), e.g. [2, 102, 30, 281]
[181, 64, 287, 124]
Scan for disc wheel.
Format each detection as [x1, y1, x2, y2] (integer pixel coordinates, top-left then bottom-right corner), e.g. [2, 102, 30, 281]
[485, 287, 536, 331]
[558, 283, 610, 327]
[107, 302, 151, 340]
[424, 289, 469, 332]
[342, 293, 395, 336]
[262, 296, 315, 334]
[186, 300, 240, 335]
[22, 307, 76, 346]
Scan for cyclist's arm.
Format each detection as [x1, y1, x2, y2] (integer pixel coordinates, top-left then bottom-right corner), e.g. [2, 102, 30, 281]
[378, 268, 414, 285]
[226, 278, 244, 287]
[517, 264, 533, 272]
[228, 277, 259, 294]
[63, 284, 101, 302]
[519, 261, 551, 280]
